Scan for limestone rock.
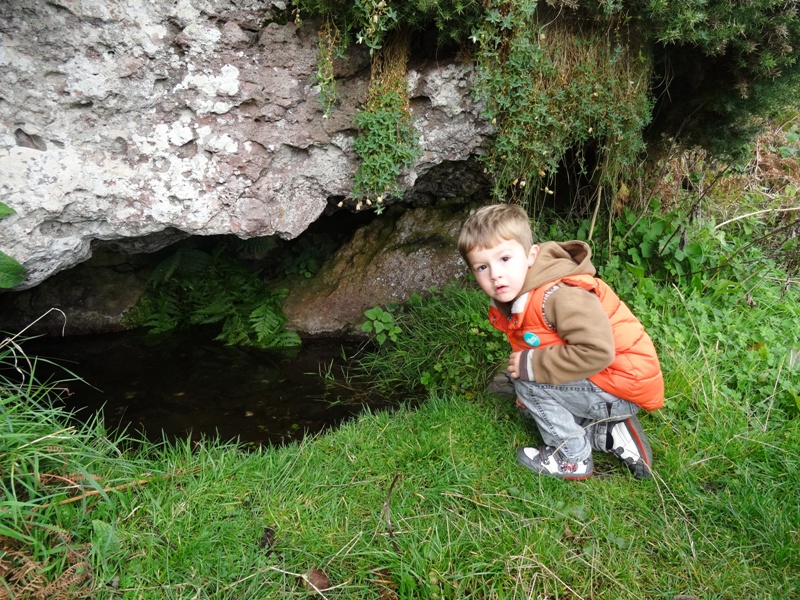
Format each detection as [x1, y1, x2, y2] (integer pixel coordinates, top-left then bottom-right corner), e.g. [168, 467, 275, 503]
[0, 0, 491, 290]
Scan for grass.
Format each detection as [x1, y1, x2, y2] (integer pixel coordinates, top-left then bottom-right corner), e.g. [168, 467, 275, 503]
[17, 386, 797, 598]
[4, 322, 798, 598]
[3, 201, 800, 598]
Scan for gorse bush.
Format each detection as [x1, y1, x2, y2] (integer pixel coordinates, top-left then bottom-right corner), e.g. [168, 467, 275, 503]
[296, 0, 485, 52]
[472, 3, 652, 208]
[297, 0, 800, 211]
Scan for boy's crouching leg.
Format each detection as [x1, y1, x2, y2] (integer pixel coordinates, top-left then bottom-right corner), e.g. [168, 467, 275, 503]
[607, 415, 653, 479]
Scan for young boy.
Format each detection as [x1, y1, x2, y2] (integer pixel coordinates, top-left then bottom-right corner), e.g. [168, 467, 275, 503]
[458, 204, 663, 480]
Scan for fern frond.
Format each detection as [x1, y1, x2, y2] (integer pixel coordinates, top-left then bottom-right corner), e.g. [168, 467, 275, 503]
[190, 297, 234, 325]
[250, 302, 282, 343]
[149, 250, 184, 287]
[269, 330, 302, 348]
[149, 245, 211, 287]
[230, 236, 279, 260]
[134, 243, 299, 348]
[216, 312, 250, 346]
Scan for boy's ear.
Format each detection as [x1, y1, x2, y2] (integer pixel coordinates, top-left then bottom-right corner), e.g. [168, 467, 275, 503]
[527, 244, 539, 267]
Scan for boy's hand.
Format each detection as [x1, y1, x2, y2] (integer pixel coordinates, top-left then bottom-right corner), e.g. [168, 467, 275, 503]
[508, 351, 523, 379]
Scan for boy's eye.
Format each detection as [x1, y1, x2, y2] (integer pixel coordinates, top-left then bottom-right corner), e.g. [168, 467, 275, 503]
[474, 265, 487, 272]
[501, 256, 511, 262]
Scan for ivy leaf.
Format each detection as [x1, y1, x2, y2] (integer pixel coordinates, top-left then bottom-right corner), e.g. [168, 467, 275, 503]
[0, 251, 26, 289]
[0, 202, 16, 220]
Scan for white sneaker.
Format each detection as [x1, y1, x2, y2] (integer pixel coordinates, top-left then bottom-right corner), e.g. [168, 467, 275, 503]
[517, 445, 593, 480]
[607, 416, 653, 479]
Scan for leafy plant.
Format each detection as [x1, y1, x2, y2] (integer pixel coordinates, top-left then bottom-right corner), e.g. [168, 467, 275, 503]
[361, 304, 402, 345]
[357, 282, 507, 396]
[129, 242, 301, 348]
[352, 88, 420, 205]
[280, 236, 331, 279]
[296, 0, 485, 53]
[297, 0, 800, 216]
[315, 20, 342, 116]
[0, 201, 26, 288]
[471, 2, 652, 209]
[778, 125, 800, 159]
[585, 206, 800, 420]
[350, 30, 420, 209]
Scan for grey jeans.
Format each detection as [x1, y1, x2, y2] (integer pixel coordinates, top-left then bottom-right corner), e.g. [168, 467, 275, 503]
[513, 377, 640, 462]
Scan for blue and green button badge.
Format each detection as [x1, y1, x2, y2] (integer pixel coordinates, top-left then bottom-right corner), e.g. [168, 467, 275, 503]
[523, 332, 540, 347]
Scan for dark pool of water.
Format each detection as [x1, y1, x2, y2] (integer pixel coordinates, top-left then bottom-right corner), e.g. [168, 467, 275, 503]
[22, 328, 394, 447]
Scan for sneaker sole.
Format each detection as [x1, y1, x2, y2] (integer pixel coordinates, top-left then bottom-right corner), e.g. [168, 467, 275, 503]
[612, 417, 653, 479]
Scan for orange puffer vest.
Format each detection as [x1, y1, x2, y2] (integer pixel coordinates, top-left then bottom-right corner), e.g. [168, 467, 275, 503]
[489, 274, 664, 410]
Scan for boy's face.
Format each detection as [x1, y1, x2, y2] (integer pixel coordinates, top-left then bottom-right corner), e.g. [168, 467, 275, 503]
[466, 239, 539, 303]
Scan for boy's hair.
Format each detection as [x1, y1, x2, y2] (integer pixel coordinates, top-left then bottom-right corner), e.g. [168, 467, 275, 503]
[458, 204, 533, 264]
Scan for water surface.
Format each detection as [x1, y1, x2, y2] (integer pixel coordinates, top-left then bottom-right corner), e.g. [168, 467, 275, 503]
[24, 328, 392, 447]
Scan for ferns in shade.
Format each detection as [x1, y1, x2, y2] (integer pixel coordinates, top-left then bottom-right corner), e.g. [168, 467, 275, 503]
[129, 243, 300, 348]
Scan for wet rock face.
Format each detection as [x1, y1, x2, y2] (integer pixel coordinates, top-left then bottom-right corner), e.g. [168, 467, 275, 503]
[0, 0, 491, 291]
[283, 204, 472, 336]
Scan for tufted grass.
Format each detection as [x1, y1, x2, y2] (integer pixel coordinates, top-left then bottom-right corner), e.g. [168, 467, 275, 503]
[4, 217, 800, 599]
[44, 378, 798, 599]
[7, 342, 796, 599]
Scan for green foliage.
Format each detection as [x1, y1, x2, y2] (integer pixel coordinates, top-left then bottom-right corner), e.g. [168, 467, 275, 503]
[0, 333, 145, 598]
[357, 282, 507, 396]
[130, 243, 301, 348]
[296, 0, 485, 52]
[592, 208, 800, 419]
[598, 204, 798, 296]
[601, 206, 727, 289]
[639, 0, 800, 156]
[641, 0, 800, 80]
[352, 88, 421, 203]
[226, 236, 280, 260]
[315, 20, 342, 116]
[280, 236, 331, 278]
[0, 201, 26, 288]
[297, 0, 800, 209]
[778, 124, 800, 159]
[361, 304, 402, 345]
[0, 251, 26, 289]
[5, 207, 800, 598]
[472, 2, 652, 207]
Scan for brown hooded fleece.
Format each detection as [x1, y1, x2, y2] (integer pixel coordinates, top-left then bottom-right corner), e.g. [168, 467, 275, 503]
[489, 239, 666, 412]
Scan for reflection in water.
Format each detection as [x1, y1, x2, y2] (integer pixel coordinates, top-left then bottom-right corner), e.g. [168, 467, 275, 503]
[24, 328, 393, 447]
